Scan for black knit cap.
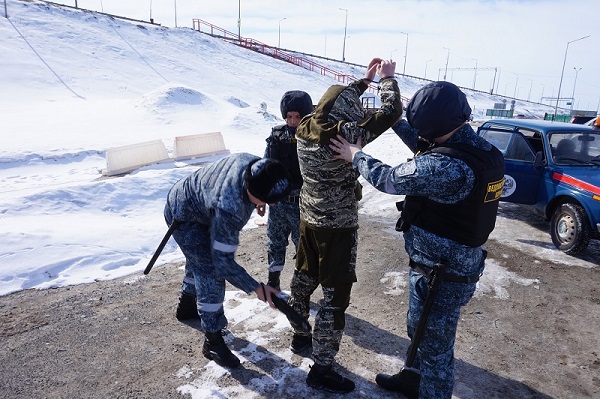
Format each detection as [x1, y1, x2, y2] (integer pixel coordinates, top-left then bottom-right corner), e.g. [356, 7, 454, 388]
[406, 81, 472, 140]
[280, 90, 314, 119]
[245, 158, 292, 203]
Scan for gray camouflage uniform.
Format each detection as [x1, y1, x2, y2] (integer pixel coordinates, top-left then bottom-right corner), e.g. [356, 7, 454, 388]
[289, 77, 403, 366]
[264, 124, 301, 275]
[163, 153, 261, 333]
[353, 120, 492, 398]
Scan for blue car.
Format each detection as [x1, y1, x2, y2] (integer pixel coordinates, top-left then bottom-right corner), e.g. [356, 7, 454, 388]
[477, 118, 600, 254]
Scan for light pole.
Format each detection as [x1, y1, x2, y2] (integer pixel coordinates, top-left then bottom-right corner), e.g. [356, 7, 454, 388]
[443, 47, 450, 80]
[174, 0, 177, 27]
[278, 17, 286, 48]
[527, 80, 533, 101]
[471, 58, 478, 89]
[339, 8, 348, 62]
[513, 74, 519, 98]
[571, 67, 582, 111]
[4, 0, 8, 18]
[237, 0, 241, 40]
[400, 32, 408, 74]
[554, 35, 590, 119]
[425, 59, 432, 79]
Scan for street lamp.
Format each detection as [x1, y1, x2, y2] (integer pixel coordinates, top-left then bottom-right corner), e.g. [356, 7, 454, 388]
[443, 47, 450, 80]
[237, 0, 241, 40]
[425, 59, 432, 79]
[513, 74, 519, 98]
[278, 17, 286, 48]
[400, 32, 408, 74]
[339, 8, 348, 62]
[174, 0, 177, 27]
[471, 58, 478, 89]
[571, 67, 582, 111]
[554, 35, 590, 119]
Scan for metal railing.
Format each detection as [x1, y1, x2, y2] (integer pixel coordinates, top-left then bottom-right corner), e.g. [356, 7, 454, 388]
[192, 19, 380, 92]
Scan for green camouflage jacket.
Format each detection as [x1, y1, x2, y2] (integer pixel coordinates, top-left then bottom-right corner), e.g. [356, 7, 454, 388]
[295, 77, 402, 229]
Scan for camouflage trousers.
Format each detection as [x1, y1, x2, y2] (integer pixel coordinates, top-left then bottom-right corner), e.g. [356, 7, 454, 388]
[165, 213, 228, 333]
[266, 201, 300, 273]
[288, 270, 353, 366]
[406, 269, 477, 399]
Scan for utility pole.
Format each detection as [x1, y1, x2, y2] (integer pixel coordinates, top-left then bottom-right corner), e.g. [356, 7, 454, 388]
[554, 35, 589, 119]
[490, 67, 498, 95]
[339, 8, 348, 62]
[424, 59, 432, 80]
[237, 0, 241, 41]
[278, 17, 286, 48]
[400, 32, 408, 74]
[571, 67, 582, 111]
[471, 58, 478, 89]
[443, 47, 450, 81]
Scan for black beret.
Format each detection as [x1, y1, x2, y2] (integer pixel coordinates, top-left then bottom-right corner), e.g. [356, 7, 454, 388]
[406, 81, 472, 140]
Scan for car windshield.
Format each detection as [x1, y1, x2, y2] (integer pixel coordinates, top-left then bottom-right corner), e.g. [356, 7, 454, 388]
[548, 131, 600, 166]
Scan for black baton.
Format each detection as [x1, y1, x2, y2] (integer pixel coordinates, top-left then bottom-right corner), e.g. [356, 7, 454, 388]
[143, 220, 182, 275]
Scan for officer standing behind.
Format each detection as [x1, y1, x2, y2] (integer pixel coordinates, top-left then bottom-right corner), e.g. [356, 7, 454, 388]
[329, 81, 505, 399]
[165, 153, 292, 369]
[264, 90, 313, 290]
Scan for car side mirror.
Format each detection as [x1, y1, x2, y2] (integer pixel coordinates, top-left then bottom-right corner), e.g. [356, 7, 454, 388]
[533, 151, 544, 168]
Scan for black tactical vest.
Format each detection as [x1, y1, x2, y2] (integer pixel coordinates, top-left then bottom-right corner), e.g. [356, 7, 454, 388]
[398, 143, 505, 247]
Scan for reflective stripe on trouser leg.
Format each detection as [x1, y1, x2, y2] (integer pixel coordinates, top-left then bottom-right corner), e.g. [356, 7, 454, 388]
[181, 268, 196, 296]
[312, 284, 352, 366]
[406, 269, 477, 399]
[171, 221, 228, 332]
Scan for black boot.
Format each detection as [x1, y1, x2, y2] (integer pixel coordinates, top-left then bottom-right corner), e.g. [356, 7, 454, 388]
[306, 363, 355, 393]
[267, 271, 281, 291]
[176, 293, 199, 321]
[202, 331, 240, 368]
[290, 333, 312, 354]
[375, 370, 420, 398]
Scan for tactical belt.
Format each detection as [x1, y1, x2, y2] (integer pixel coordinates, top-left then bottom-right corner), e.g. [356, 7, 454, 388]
[409, 259, 481, 284]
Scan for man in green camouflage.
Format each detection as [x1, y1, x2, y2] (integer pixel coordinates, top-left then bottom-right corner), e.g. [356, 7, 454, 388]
[284, 57, 403, 393]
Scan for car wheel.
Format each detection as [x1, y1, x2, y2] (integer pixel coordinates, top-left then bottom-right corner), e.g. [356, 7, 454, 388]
[550, 203, 591, 254]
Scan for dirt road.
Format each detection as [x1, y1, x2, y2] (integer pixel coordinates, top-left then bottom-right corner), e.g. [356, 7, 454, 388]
[1, 216, 598, 398]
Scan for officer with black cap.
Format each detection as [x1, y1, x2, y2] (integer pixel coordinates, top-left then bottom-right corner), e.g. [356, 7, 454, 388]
[164, 153, 292, 368]
[330, 81, 505, 399]
[263, 90, 313, 291]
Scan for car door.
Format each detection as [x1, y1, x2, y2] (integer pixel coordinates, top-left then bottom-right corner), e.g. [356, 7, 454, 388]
[478, 127, 544, 205]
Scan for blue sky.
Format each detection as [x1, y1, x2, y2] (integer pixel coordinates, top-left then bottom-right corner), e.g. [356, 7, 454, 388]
[20, 0, 600, 111]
